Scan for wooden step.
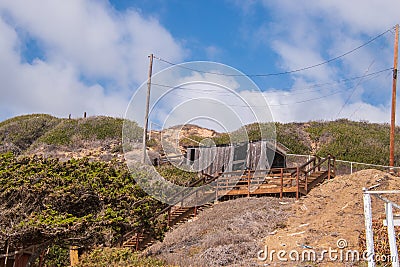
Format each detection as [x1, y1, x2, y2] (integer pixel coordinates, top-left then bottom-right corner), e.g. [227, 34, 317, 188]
[122, 156, 337, 251]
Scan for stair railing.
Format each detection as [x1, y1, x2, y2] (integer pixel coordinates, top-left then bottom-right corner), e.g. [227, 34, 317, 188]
[119, 172, 220, 248]
[155, 173, 220, 218]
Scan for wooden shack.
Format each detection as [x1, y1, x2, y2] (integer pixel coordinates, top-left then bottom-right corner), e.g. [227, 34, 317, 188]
[184, 140, 288, 175]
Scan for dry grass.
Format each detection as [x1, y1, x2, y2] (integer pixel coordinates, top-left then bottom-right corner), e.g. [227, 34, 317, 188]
[146, 197, 294, 266]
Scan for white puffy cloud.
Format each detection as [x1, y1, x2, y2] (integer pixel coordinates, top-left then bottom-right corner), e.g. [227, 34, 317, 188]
[310, 0, 399, 33]
[0, 0, 185, 120]
[248, 0, 399, 123]
[1, 0, 398, 128]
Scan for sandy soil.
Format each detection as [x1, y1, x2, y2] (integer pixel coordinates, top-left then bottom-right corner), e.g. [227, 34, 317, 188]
[261, 169, 400, 267]
[146, 169, 400, 267]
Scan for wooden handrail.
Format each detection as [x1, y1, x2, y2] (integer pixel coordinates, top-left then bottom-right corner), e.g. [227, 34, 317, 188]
[289, 156, 319, 176]
[120, 172, 220, 245]
[202, 172, 215, 180]
[299, 155, 320, 170]
[161, 172, 212, 205]
[155, 173, 220, 217]
[302, 155, 333, 176]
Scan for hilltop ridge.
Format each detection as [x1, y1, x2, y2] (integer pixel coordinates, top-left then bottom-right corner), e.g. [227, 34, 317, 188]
[1, 114, 399, 165]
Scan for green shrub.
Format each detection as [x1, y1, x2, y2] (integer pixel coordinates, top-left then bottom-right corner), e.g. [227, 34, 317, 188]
[77, 247, 166, 267]
[0, 114, 61, 152]
[36, 116, 128, 146]
[156, 164, 198, 186]
[0, 153, 165, 264]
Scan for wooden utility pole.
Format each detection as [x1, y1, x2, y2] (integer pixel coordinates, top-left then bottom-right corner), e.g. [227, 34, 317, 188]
[390, 24, 399, 167]
[142, 54, 154, 163]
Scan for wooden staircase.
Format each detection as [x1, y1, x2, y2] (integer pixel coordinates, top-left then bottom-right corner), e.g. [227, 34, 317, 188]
[123, 231, 155, 250]
[121, 154, 336, 251]
[122, 204, 213, 250]
[121, 174, 219, 251]
[298, 170, 328, 195]
[297, 155, 336, 195]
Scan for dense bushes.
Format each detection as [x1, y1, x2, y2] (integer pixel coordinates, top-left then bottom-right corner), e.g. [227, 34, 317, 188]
[2, 114, 399, 165]
[155, 164, 199, 186]
[306, 120, 396, 165]
[0, 153, 164, 264]
[176, 119, 400, 165]
[0, 114, 60, 153]
[36, 116, 125, 146]
[77, 247, 166, 267]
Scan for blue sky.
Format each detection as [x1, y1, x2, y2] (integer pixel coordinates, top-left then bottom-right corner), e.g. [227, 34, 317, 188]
[0, 0, 399, 128]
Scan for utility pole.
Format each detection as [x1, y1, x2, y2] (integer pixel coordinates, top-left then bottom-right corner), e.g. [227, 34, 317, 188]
[142, 54, 154, 164]
[390, 25, 399, 167]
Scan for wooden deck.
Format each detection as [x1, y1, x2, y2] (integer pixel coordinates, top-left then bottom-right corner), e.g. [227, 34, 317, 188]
[214, 154, 335, 199]
[122, 154, 336, 250]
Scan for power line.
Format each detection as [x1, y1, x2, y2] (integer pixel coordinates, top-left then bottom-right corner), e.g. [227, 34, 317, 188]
[148, 68, 390, 107]
[159, 87, 345, 107]
[336, 60, 376, 117]
[349, 70, 393, 119]
[154, 27, 394, 77]
[149, 67, 392, 96]
[153, 71, 386, 108]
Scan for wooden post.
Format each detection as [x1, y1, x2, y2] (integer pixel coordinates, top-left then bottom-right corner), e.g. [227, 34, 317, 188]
[327, 156, 331, 180]
[296, 167, 299, 200]
[70, 246, 79, 267]
[135, 233, 140, 251]
[385, 202, 399, 267]
[280, 168, 283, 199]
[363, 190, 375, 267]
[194, 206, 197, 217]
[167, 208, 171, 226]
[38, 250, 45, 267]
[305, 172, 308, 193]
[247, 169, 250, 197]
[142, 54, 154, 164]
[390, 24, 399, 168]
[215, 180, 219, 203]
[4, 240, 9, 267]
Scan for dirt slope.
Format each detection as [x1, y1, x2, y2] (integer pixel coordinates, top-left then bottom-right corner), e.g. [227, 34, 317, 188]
[146, 197, 294, 267]
[262, 169, 400, 267]
[146, 170, 400, 267]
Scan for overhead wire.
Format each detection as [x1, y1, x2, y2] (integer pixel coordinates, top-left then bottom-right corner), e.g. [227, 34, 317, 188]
[151, 70, 387, 108]
[149, 68, 392, 97]
[336, 60, 376, 117]
[348, 70, 393, 119]
[158, 87, 345, 107]
[154, 27, 394, 77]
[149, 26, 395, 119]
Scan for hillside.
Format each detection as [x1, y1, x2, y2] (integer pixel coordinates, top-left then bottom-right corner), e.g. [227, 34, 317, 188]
[1, 114, 400, 266]
[0, 114, 135, 161]
[1, 114, 399, 165]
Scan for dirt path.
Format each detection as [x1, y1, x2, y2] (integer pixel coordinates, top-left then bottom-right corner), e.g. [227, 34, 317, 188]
[261, 169, 400, 267]
[145, 169, 400, 267]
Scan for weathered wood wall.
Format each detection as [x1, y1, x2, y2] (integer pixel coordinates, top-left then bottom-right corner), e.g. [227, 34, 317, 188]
[185, 140, 286, 175]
